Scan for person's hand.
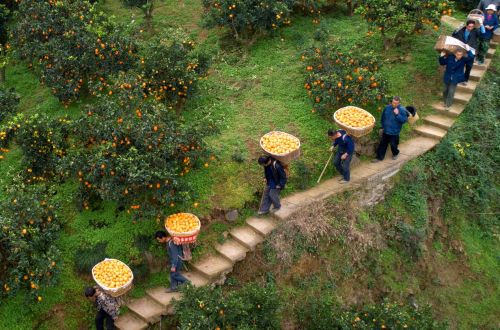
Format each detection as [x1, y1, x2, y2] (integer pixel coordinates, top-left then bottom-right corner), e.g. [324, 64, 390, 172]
[276, 185, 281, 190]
[440, 51, 447, 57]
[393, 107, 399, 115]
[329, 146, 334, 152]
[341, 153, 348, 160]
[113, 317, 118, 321]
[170, 266, 176, 272]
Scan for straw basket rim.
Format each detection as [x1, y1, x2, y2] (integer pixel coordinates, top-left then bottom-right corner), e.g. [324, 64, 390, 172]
[333, 106, 376, 138]
[92, 258, 134, 297]
[259, 131, 301, 157]
[165, 212, 201, 237]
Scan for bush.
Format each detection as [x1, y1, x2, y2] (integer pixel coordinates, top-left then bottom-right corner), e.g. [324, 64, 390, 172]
[173, 282, 281, 329]
[202, 0, 294, 39]
[302, 44, 388, 114]
[0, 87, 19, 123]
[13, 0, 136, 104]
[356, 0, 453, 49]
[0, 184, 60, 300]
[74, 242, 108, 275]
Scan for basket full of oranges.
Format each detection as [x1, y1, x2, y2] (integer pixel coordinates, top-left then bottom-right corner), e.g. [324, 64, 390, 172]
[165, 213, 201, 243]
[92, 259, 134, 297]
[333, 106, 376, 138]
[260, 131, 301, 165]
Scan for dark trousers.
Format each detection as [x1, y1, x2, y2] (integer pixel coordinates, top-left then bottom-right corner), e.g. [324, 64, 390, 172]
[376, 133, 400, 160]
[464, 55, 474, 82]
[477, 38, 490, 62]
[170, 261, 188, 290]
[96, 309, 114, 330]
[259, 185, 281, 213]
[443, 82, 457, 107]
[333, 151, 352, 181]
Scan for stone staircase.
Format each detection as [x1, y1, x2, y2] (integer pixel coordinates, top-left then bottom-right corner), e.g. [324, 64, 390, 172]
[114, 16, 497, 330]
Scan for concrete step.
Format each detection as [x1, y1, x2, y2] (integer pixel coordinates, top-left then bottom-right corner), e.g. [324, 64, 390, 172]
[486, 47, 495, 59]
[127, 297, 165, 324]
[432, 102, 465, 118]
[115, 314, 148, 330]
[215, 239, 249, 263]
[229, 226, 265, 251]
[456, 79, 478, 93]
[475, 58, 492, 71]
[490, 41, 498, 49]
[414, 125, 447, 140]
[181, 271, 210, 287]
[146, 288, 181, 314]
[453, 90, 473, 104]
[423, 114, 455, 130]
[246, 217, 278, 236]
[190, 254, 233, 280]
[469, 69, 484, 82]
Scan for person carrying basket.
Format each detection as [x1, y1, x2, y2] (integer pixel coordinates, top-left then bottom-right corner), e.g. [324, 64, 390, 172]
[328, 129, 355, 184]
[257, 155, 287, 215]
[452, 19, 485, 85]
[478, 5, 499, 64]
[155, 231, 190, 292]
[85, 286, 121, 330]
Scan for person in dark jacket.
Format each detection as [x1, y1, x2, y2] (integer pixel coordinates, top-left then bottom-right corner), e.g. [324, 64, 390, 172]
[478, 5, 499, 64]
[85, 286, 121, 330]
[155, 231, 189, 292]
[452, 19, 485, 85]
[257, 156, 287, 215]
[372, 96, 408, 162]
[328, 129, 355, 184]
[439, 50, 467, 108]
[477, 0, 500, 13]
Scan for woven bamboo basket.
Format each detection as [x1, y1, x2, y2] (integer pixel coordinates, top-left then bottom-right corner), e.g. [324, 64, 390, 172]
[259, 131, 301, 165]
[467, 9, 484, 28]
[333, 106, 376, 138]
[165, 213, 201, 238]
[434, 35, 470, 56]
[92, 258, 134, 297]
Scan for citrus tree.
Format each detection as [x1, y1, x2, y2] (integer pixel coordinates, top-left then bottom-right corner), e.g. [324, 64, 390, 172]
[302, 44, 388, 114]
[202, 0, 294, 39]
[356, 0, 453, 49]
[13, 0, 136, 104]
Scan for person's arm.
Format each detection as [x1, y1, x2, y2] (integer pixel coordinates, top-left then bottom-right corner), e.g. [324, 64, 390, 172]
[395, 106, 408, 123]
[380, 106, 387, 129]
[493, 16, 499, 31]
[276, 163, 287, 188]
[439, 53, 448, 65]
[168, 241, 179, 270]
[346, 137, 355, 155]
[479, 24, 486, 34]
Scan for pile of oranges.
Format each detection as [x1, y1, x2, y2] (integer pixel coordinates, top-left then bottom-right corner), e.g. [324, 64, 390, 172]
[335, 107, 375, 128]
[165, 213, 200, 234]
[260, 131, 300, 155]
[93, 259, 133, 289]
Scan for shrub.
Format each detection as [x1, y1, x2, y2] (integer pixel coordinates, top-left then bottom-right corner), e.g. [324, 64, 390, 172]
[173, 282, 281, 329]
[13, 0, 136, 104]
[302, 44, 388, 114]
[74, 242, 108, 275]
[0, 87, 19, 123]
[0, 183, 60, 300]
[202, 0, 294, 39]
[356, 0, 453, 49]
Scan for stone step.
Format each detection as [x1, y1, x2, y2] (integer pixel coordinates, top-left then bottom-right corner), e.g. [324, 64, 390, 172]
[490, 41, 498, 49]
[214, 239, 249, 263]
[453, 90, 473, 104]
[469, 69, 484, 82]
[475, 58, 492, 70]
[246, 217, 278, 236]
[115, 314, 149, 330]
[146, 288, 181, 314]
[423, 115, 455, 130]
[190, 254, 233, 280]
[486, 47, 495, 59]
[432, 102, 464, 118]
[456, 79, 478, 93]
[127, 297, 165, 324]
[414, 125, 447, 140]
[229, 226, 265, 251]
[181, 271, 211, 287]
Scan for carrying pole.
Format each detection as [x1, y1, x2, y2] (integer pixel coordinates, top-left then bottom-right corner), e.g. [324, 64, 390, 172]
[317, 152, 334, 184]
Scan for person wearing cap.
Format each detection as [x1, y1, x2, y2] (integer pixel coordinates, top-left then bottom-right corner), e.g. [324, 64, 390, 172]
[372, 96, 408, 162]
[84, 286, 121, 330]
[155, 231, 189, 292]
[328, 129, 355, 184]
[478, 4, 499, 64]
[452, 19, 486, 85]
[439, 49, 467, 108]
[257, 155, 287, 215]
[477, 0, 500, 13]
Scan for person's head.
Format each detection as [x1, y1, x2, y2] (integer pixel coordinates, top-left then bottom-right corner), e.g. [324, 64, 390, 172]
[84, 286, 96, 300]
[258, 156, 271, 166]
[155, 230, 169, 243]
[391, 96, 401, 108]
[455, 50, 464, 60]
[465, 20, 476, 31]
[328, 129, 343, 140]
[486, 4, 496, 14]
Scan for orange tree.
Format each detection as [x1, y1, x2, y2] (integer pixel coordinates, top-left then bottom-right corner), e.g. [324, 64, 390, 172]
[0, 87, 20, 160]
[202, 0, 294, 39]
[302, 44, 388, 115]
[64, 83, 217, 218]
[0, 183, 60, 300]
[356, 0, 453, 50]
[12, 0, 136, 104]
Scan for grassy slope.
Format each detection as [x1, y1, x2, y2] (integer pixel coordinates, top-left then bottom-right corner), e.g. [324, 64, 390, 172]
[0, 1, 459, 328]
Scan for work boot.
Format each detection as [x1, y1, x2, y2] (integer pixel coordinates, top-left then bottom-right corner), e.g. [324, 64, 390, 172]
[392, 154, 399, 160]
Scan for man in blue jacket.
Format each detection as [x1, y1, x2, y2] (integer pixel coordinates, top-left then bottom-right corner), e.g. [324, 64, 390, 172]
[328, 129, 355, 184]
[452, 19, 485, 85]
[373, 96, 408, 162]
[155, 231, 189, 292]
[439, 50, 467, 108]
[258, 156, 287, 215]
